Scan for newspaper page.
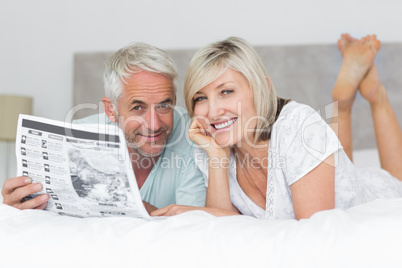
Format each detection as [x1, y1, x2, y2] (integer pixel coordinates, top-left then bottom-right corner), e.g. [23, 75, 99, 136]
[16, 114, 151, 219]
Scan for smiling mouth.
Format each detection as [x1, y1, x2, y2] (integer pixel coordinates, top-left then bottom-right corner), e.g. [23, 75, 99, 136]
[139, 132, 163, 139]
[212, 118, 238, 130]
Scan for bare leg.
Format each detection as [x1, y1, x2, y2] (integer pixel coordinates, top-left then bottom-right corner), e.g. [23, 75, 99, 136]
[359, 65, 402, 180]
[331, 34, 381, 161]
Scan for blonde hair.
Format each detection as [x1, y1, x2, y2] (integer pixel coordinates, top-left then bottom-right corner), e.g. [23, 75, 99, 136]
[184, 37, 281, 142]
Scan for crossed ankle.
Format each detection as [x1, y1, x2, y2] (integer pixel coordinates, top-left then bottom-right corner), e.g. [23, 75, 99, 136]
[369, 84, 389, 108]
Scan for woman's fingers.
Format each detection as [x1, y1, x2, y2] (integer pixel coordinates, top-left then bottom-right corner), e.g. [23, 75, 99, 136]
[188, 119, 213, 148]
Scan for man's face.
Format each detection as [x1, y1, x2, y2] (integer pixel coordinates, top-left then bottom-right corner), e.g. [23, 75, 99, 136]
[113, 71, 175, 158]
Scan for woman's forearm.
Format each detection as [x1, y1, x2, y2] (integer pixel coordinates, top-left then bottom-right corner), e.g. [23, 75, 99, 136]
[206, 156, 235, 211]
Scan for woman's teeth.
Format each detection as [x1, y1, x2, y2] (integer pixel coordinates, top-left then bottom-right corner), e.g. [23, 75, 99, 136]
[214, 118, 237, 130]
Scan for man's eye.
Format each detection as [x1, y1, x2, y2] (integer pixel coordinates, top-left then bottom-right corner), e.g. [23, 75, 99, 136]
[159, 104, 170, 109]
[132, 106, 143, 111]
[156, 103, 173, 113]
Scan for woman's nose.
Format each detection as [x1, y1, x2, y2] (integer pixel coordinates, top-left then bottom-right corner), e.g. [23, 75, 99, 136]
[208, 99, 226, 119]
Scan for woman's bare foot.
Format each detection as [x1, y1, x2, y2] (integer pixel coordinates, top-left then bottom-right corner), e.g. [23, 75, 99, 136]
[332, 34, 359, 110]
[336, 33, 355, 56]
[332, 34, 381, 110]
[359, 64, 388, 107]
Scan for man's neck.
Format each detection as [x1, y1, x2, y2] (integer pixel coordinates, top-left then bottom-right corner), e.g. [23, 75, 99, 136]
[128, 147, 160, 189]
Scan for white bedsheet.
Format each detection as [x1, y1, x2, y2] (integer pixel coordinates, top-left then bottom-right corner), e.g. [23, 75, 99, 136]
[1, 198, 402, 268]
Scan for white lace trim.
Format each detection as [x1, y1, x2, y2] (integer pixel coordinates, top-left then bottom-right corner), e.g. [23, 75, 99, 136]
[265, 156, 274, 220]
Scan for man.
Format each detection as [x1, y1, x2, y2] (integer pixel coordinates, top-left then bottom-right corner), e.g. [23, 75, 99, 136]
[1, 42, 206, 212]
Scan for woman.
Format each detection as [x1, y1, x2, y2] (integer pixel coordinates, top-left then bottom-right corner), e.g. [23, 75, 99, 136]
[152, 35, 402, 220]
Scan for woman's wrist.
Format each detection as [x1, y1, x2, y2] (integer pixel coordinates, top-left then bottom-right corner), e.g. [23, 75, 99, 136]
[208, 154, 230, 169]
[206, 147, 230, 163]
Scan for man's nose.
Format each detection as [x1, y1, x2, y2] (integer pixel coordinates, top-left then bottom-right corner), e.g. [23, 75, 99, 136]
[144, 106, 161, 131]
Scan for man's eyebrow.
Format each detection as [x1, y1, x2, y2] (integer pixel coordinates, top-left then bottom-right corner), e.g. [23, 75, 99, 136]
[159, 98, 174, 104]
[130, 98, 174, 105]
[130, 100, 146, 105]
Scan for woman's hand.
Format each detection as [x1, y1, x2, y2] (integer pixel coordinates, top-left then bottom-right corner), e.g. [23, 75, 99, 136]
[187, 118, 230, 158]
[150, 204, 240, 217]
[188, 118, 233, 211]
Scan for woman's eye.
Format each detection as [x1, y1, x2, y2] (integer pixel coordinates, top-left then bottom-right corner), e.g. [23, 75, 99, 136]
[222, 89, 234, 95]
[194, 96, 206, 102]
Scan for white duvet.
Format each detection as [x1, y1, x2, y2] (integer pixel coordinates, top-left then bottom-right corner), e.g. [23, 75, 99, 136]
[1, 197, 402, 268]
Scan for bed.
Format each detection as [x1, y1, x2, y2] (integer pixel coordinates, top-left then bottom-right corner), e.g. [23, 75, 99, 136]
[1, 43, 402, 268]
[1, 198, 402, 267]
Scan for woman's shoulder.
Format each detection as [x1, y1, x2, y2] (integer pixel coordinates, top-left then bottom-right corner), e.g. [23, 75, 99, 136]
[278, 101, 318, 119]
[274, 101, 321, 131]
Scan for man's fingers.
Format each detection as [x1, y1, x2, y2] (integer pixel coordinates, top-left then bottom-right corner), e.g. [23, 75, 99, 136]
[19, 194, 49, 210]
[32, 197, 50, 210]
[151, 205, 202, 216]
[9, 183, 43, 203]
[1, 176, 48, 210]
[3, 183, 44, 208]
[150, 204, 173, 216]
[2, 176, 32, 195]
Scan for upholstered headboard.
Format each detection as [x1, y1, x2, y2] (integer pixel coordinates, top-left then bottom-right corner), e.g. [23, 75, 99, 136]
[73, 44, 402, 150]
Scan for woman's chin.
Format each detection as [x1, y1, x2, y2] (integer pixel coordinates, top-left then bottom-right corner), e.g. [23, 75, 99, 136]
[213, 132, 237, 148]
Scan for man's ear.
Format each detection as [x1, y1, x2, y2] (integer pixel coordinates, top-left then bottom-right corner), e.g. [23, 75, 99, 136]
[102, 97, 117, 123]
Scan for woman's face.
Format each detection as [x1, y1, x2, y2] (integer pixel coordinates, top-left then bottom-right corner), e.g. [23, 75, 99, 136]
[193, 68, 258, 147]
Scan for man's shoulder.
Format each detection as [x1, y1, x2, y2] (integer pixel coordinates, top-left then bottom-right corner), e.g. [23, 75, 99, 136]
[165, 106, 195, 157]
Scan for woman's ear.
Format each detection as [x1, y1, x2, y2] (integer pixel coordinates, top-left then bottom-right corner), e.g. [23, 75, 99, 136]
[266, 76, 273, 90]
[102, 97, 117, 123]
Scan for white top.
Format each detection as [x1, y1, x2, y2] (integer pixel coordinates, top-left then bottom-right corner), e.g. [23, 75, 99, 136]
[194, 101, 402, 220]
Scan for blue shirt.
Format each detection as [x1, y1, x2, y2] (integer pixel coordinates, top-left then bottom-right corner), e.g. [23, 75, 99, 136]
[73, 106, 206, 208]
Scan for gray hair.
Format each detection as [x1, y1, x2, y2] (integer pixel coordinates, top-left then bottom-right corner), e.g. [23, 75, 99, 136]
[184, 36, 280, 142]
[104, 42, 178, 105]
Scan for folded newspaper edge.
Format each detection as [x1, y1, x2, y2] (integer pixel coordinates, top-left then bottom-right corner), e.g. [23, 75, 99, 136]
[16, 114, 154, 219]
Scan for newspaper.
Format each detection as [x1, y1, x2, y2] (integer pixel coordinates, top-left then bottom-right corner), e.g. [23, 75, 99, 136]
[16, 114, 152, 219]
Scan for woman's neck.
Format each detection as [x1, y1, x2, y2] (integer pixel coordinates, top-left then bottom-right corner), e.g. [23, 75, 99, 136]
[233, 139, 269, 169]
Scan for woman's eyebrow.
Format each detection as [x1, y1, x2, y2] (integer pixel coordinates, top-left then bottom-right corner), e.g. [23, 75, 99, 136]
[216, 81, 234, 89]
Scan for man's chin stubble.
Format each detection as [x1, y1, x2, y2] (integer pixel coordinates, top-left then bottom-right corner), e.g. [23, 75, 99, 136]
[126, 141, 164, 158]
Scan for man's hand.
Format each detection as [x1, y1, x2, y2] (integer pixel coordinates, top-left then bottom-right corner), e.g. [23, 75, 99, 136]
[1, 176, 49, 210]
[142, 201, 157, 214]
[151, 204, 240, 217]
